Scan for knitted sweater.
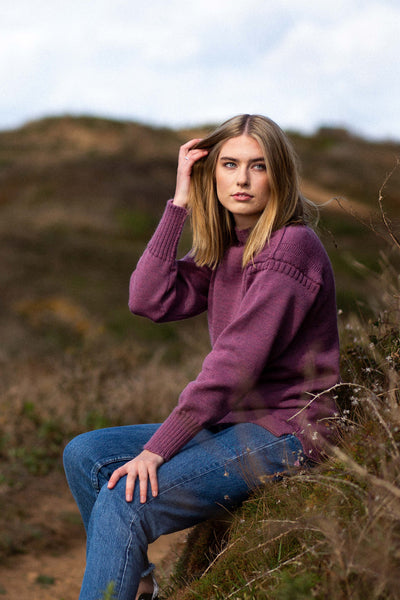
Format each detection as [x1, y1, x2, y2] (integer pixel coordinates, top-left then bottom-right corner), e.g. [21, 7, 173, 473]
[129, 201, 340, 461]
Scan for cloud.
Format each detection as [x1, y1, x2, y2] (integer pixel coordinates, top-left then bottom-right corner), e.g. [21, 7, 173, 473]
[1, 0, 399, 139]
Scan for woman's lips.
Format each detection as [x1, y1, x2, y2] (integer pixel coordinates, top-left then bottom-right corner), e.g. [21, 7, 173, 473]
[232, 193, 253, 201]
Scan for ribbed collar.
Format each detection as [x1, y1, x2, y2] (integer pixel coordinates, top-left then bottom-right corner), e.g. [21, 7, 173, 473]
[235, 227, 252, 246]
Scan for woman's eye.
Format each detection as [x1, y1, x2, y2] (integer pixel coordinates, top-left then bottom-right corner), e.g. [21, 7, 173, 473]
[253, 163, 266, 171]
[224, 162, 236, 168]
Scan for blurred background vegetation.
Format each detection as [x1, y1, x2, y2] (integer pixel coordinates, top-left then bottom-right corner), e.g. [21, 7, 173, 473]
[0, 116, 399, 598]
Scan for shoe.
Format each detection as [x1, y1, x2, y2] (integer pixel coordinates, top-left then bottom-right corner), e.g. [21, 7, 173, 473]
[137, 572, 159, 600]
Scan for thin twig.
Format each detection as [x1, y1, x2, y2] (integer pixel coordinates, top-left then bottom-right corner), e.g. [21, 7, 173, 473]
[362, 393, 400, 458]
[287, 383, 344, 421]
[199, 537, 240, 578]
[333, 159, 400, 250]
[377, 159, 400, 251]
[224, 544, 322, 599]
[245, 524, 322, 554]
[333, 447, 400, 500]
[298, 473, 367, 501]
[350, 490, 400, 572]
[288, 382, 400, 458]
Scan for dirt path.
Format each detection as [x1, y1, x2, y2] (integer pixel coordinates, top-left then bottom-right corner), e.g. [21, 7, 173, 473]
[0, 542, 85, 600]
[0, 533, 184, 600]
[0, 472, 187, 599]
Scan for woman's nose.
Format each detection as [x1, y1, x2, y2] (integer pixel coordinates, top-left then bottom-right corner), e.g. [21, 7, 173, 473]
[236, 166, 250, 187]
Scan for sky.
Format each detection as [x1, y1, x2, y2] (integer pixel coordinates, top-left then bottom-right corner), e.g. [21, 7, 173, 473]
[1, 0, 400, 140]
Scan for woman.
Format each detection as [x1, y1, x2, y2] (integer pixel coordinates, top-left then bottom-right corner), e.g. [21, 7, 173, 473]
[64, 114, 340, 600]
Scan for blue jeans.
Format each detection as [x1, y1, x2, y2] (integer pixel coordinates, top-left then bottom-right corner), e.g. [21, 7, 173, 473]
[63, 423, 304, 600]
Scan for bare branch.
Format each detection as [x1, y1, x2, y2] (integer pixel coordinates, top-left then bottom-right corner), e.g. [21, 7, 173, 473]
[378, 159, 400, 251]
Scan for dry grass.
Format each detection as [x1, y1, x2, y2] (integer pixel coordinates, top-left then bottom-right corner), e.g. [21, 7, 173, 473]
[165, 183, 400, 599]
[0, 328, 208, 476]
[0, 116, 399, 595]
[166, 301, 400, 599]
[0, 323, 209, 561]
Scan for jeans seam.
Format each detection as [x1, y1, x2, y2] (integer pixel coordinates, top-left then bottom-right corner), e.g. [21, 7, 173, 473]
[150, 434, 302, 502]
[89, 435, 302, 494]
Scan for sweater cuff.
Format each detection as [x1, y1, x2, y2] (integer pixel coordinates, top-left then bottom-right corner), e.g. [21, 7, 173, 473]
[147, 200, 188, 261]
[143, 409, 201, 461]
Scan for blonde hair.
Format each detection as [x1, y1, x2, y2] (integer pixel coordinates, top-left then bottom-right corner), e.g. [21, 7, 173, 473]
[188, 114, 315, 268]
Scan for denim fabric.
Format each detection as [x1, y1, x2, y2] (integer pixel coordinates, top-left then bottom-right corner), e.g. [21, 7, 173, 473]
[63, 423, 304, 600]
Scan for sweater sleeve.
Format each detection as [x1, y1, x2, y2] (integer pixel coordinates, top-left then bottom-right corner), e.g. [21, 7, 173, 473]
[144, 262, 322, 460]
[129, 201, 211, 322]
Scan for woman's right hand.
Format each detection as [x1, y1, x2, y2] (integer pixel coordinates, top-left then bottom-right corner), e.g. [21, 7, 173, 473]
[173, 139, 208, 209]
[107, 449, 165, 504]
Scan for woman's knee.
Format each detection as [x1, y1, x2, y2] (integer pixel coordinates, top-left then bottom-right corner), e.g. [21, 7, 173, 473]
[63, 431, 95, 476]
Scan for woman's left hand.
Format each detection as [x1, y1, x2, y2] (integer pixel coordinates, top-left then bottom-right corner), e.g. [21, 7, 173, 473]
[107, 450, 165, 503]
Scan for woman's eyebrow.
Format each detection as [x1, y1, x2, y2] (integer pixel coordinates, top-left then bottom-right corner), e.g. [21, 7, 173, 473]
[219, 155, 265, 163]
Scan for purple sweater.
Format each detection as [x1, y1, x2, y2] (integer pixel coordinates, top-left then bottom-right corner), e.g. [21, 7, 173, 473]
[129, 201, 340, 461]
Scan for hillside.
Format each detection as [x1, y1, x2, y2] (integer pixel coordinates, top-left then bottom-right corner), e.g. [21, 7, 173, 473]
[0, 116, 399, 345]
[0, 116, 399, 598]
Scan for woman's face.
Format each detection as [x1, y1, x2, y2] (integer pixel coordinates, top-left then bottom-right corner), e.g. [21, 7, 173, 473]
[215, 135, 271, 229]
